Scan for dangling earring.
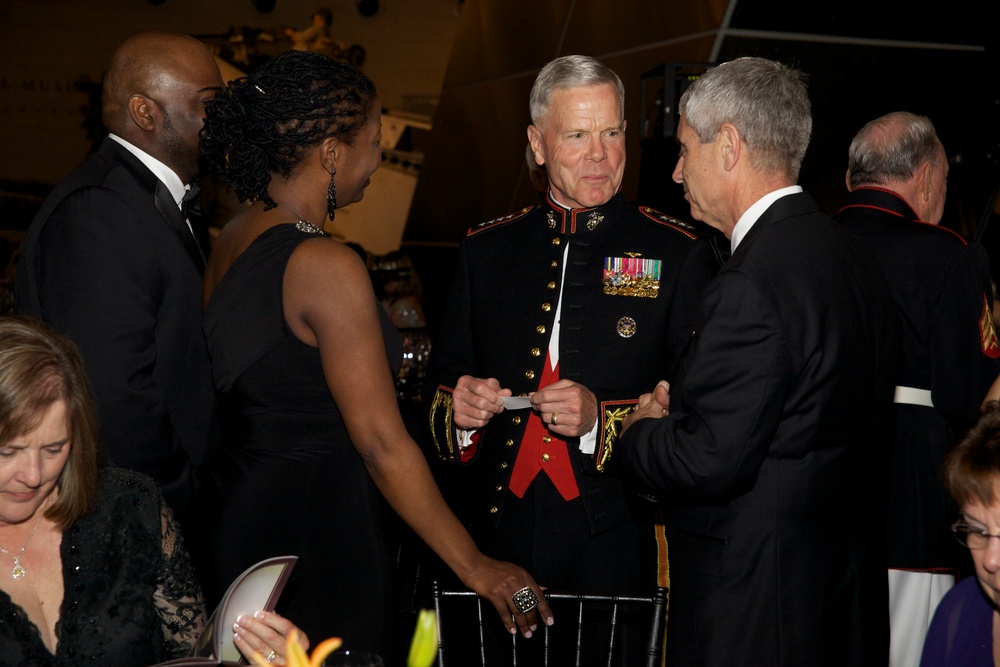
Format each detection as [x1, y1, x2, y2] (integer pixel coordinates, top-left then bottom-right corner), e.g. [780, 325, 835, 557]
[327, 166, 338, 221]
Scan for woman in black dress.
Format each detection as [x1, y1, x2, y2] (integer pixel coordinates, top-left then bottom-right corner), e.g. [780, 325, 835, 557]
[0, 316, 303, 666]
[195, 50, 552, 660]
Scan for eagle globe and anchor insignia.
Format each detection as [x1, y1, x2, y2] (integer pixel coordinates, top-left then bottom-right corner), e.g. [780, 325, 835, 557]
[616, 316, 637, 338]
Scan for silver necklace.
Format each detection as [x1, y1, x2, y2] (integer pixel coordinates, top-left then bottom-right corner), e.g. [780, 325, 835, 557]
[0, 512, 44, 579]
[274, 203, 324, 237]
[295, 219, 325, 235]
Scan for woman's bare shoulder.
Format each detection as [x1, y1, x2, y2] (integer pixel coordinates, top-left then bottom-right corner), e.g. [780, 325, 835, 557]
[286, 234, 370, 282]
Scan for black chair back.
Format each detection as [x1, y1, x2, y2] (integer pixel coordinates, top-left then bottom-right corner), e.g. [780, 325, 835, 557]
[431, 580, 667, 667]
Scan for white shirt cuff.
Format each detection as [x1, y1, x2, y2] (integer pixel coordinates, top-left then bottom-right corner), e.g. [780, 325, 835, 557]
[578, 420, 599, 455]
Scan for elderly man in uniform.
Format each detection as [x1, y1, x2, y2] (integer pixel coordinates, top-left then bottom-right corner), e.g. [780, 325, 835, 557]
[425, 54, 720, 660]
[618, 57, 899, 666]
[834, 111, 1000, 666]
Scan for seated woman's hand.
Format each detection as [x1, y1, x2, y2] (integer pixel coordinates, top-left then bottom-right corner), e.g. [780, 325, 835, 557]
[234, 610, 310, 665]
[461, 557, 554, 638]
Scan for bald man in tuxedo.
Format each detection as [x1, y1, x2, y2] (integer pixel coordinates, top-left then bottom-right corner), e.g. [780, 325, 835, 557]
[15, 32, 223, 534]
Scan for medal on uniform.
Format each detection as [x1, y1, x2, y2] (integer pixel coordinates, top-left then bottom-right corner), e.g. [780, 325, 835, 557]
[616, 316, 637, 338]
[603, 254, 662, 298]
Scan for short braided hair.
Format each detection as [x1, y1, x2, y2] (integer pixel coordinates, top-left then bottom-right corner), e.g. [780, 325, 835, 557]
[200, 50, 377, 209]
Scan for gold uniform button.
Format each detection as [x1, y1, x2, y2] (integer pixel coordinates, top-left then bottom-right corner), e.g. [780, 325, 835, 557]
[490, 506, 498, 514]
[531, 347, 541, 357]
[495, 485, 503, 492]
[537, 325, 547, 334]
[551, 260, 558, 268]
[552, 237, 561, 245]
[500, 461, 509, 469]
[525, 369, 535, 380]
[505, 439, 514, 447]
[547, 281, 556, 290]
[542, 436, 551, 443]
[541, 453, 550, 462]
[542, 303, 551, 312]
[512, 416, 521, 425]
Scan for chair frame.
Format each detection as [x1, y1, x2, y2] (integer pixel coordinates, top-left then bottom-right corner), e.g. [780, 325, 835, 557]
[431, 580, 667, 667]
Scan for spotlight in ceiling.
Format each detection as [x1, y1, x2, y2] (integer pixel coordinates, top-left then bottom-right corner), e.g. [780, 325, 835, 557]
[356, 0, 380, 17]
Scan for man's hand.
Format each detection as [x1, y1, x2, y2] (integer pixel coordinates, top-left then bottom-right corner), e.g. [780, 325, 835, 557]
[621, 381, 670, 436]
[530, 379, 598, 437]
[453, 375, 512, 430]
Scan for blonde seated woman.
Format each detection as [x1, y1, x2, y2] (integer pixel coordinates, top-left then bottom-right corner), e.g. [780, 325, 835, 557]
[0, 316, 304, 667]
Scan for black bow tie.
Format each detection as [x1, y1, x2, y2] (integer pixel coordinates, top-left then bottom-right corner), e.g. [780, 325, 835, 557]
[181, 185, 202, 221]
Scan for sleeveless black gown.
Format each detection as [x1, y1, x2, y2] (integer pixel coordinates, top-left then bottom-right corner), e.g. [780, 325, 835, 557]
[196, 222, 402, 657]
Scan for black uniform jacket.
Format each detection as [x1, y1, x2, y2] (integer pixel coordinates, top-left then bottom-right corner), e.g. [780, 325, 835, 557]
[425, 191, 721, 536]
[620, 192, 899, 666]
[14, 137, 218, 523]
[836, 186, 1000, 569]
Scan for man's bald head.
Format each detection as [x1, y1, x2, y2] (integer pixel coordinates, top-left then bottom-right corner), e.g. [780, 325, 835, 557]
[846, 111, 948, 224]
[102, 32, 223, 183]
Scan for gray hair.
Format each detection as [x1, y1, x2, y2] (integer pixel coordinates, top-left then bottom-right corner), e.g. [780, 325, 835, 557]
[529, 55, 625, 126]
[846, 111, 940, 189]
[679, 57, 812, 180]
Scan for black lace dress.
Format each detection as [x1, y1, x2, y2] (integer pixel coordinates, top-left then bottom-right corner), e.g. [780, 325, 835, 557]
[195, 223, 403, 657]
[0, 468, 205, 667]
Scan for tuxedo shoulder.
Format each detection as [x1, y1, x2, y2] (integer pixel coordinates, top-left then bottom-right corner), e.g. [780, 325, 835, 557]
[636, 206, 708, 239]
[467, 205, 538, 237]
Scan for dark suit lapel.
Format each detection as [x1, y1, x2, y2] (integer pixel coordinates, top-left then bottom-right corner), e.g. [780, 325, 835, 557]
[154, 180, 206, 273]
[101, 138, 207, 274]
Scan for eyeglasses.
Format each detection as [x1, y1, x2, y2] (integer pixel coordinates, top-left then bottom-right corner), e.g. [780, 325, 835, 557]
[951, 520, 1000, 549]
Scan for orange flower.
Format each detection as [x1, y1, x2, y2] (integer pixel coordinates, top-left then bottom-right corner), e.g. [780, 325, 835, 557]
[249, 630, 342, 667]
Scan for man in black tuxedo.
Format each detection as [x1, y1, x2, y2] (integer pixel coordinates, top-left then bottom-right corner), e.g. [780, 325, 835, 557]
[14, 32, 223, 535]
[619, 57, 899, 666]
[835, 111, 1000, 665]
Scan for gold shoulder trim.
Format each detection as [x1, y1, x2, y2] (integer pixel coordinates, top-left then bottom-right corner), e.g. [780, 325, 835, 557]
[639, 206, 700, 240]
[467, 206, 536, 237]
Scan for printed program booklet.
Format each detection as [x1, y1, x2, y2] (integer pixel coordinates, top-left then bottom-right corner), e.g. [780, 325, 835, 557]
[152, 555, 298, 666]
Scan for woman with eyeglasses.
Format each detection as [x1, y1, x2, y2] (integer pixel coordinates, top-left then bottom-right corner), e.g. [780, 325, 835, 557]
[922, 401, 1000, 666]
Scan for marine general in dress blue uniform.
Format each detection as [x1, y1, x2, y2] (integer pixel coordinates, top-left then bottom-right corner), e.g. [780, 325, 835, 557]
[424, 56, 721, 607]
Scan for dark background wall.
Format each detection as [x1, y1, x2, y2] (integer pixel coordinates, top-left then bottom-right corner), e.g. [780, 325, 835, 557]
[0, 0, 461, 277]
[1, 0, 996, 326]
[403, 0, 997, 327]
[0, 0, 460, 210]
